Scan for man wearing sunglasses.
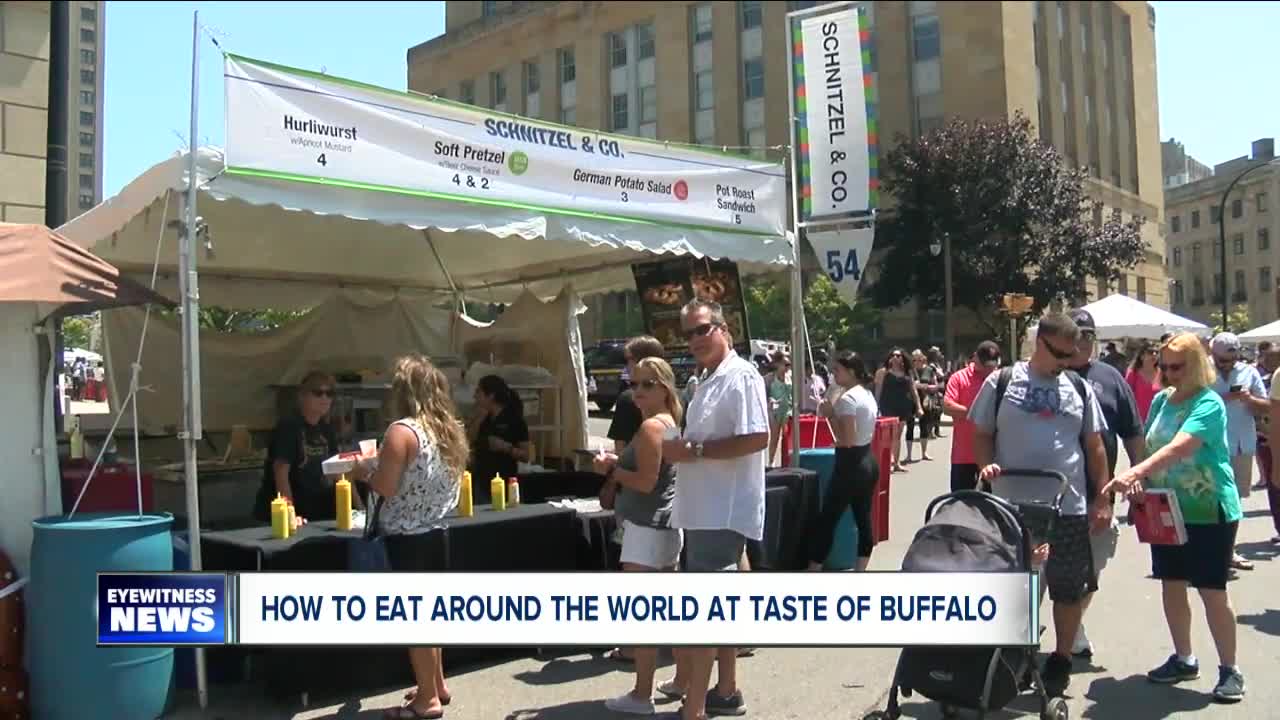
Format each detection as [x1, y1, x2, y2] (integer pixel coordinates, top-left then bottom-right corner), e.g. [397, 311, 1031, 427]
[968, 312, 1111, 698]
[1063, 309, 1146, 661]
[942, 340, 1002, 493]
[1208, 332, 1268, 572]
[662, 299, 769, 719]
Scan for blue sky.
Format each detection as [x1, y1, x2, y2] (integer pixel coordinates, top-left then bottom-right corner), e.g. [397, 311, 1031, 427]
[102, 1, 1276, 197]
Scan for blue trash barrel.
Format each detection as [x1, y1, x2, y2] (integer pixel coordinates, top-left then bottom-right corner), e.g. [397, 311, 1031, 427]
[28, 513, 175, 720]
[798, 448, 858, 570]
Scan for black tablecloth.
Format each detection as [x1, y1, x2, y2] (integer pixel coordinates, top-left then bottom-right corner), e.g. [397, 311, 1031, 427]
[762, 467, 819, 570]
[517, 471, 606, 504]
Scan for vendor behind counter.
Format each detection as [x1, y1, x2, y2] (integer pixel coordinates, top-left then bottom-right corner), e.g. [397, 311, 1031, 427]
[254, 371, 364, 522]
[467, 375, 530, 503]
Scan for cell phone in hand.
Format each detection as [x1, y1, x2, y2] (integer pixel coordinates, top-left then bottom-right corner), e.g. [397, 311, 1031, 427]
[1230, 384, 1243, 393]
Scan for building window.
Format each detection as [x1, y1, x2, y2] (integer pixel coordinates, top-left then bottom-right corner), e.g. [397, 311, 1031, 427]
[80, 90, 94, 105]
[1210, 205, 1220, 224]
[482, 0, 497, 17]
[912, 16, 941, 60]
[1258, 192, 1268, 213]
[1263, 267, 1273, 293]
[80, 28, 95, 43]
[1213, 274, 1223, 299]
[558, 47, 576, 83]
[1172, 247, 1182, 267]
[79, 152, 93, 169]
[1170, 215, 1181, 233]
[1118, 274, 1129, 296]
[80, 49, 94, 65]
[81, 69, 95, 85]
[638, 85, 657, 125]
[81, 6, 97, 22]
[1192, 276, 1203, 303]
[743, 58, 765, 99]
[741, 1, 762, 30]
[693, 4, 713, 43]
[1173, 282, 1184, 305]
[1192, 242, 1201, 263]
[1234, 269, 1247, 297]
[611, 93, 628, 131]
[524, 62, 540, 95]
[79, 173, 93, 189]
[1232, 198, 1243, 219]
[1260, 227, 1271, 251]
[79, 111, 94, 127]
[80, 132, 94, 147]
[1233, 233, 1245, 255]
[1191, 210, 1200, 228]
[1056, 1, 1065, 37]
[694, 70, 714, 110]
[79, 193, 94, 209]
[1137, 275, 1146, 302]
[560, 107, 576, 125]
[609, 32, 628, 68]
[459, 80, 475, 106]
[637, 22, 655, 60]
[489, 72, 506, 110]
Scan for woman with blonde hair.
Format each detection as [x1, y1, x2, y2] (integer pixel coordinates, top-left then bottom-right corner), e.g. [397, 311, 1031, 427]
[352, 355, 469, 719]
[254, 370, 340, 524]
[1104, 333, 1245, 703]
[594, 356, 685, 715]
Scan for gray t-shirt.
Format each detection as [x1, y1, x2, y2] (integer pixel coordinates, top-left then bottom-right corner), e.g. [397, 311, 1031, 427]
[613, 426, 678, 529]
[967, 362, 1106, 516]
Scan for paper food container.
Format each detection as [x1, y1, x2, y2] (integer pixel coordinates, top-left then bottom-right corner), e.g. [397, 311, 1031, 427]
[322, 451, 363, 476]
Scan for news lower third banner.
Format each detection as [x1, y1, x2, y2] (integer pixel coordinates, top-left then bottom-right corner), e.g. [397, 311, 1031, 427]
[98, 572, 1038, 647]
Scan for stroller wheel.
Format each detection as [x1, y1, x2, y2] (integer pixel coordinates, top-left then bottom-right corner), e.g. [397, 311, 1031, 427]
[1041, 697, 1069, 720]
[940, 704, 960, 718]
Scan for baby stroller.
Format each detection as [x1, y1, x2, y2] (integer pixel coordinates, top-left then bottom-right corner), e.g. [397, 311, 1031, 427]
[862, 469, 1070, 720]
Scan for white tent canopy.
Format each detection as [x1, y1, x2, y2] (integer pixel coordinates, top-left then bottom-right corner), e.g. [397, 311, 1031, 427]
[1240, 319, 1280, 343]
[57, 147, 792, 310]
[1076, 293, 1210, 340]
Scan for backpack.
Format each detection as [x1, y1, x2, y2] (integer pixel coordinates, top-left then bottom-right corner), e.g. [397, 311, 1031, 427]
[992, 365, 1096, 499]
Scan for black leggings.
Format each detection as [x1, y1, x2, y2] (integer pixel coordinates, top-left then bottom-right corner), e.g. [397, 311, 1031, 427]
[807, 444, 879, 564]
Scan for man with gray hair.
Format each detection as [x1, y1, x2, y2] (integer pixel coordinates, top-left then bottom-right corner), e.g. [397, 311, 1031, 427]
[968, 312, 1112, 698]
[662, 298, 769, 719]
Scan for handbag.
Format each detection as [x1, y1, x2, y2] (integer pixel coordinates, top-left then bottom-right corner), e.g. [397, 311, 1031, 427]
[346, 493, 392, 571]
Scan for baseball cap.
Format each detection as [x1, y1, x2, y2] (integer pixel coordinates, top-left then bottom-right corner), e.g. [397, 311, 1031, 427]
[1068, 308, 1096, 333]
[1211, 332, 1241, 355]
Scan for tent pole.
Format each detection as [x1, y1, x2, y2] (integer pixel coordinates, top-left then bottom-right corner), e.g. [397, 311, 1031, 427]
[180, 10, 209, 710]
[784, 25, 805, 469]
[423, 230, 464, 314]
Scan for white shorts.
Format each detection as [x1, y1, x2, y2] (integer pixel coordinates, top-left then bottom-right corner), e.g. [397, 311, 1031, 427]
[1089, 520, 1120, 577]
[619, 520, 683, 569]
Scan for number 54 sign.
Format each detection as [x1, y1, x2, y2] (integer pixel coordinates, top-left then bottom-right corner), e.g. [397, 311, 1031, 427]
[808, 227, 874, 306]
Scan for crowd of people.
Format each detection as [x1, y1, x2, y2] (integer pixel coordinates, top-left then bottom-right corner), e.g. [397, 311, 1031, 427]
[248, 298, 1276, 717]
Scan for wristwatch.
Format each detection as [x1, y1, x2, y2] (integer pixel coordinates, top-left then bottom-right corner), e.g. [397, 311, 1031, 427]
[686, 441, 705, 459]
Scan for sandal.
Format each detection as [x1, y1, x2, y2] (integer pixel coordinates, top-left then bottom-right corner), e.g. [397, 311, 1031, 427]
[1230, 555, 1254, 571]
[384, 705, 443, 720]
[403, 691, 450, 706]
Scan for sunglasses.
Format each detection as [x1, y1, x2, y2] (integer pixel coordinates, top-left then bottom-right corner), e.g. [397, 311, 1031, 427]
[633, 379, 662, 390]
[1159, 362, 1184, 373]
[1039, 336, 1075, 360]
[311, 388, 335, 398]
[683, 322, 720, 340]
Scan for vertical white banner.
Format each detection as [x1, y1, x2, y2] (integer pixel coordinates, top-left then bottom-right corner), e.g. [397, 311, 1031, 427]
[793, 8, 871, 221]
[809, 227, 874, 306]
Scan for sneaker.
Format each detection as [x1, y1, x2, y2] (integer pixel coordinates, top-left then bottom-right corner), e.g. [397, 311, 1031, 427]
[1041, 653, 1072, 697]
[1213, 666, 1246, 703]
[1071, 625, 1094, 659]
[606, 693, 656, 715]
[705, 689, 747, 716]
[656, 680, 685, 700]
[1146, 655, 1200, 684]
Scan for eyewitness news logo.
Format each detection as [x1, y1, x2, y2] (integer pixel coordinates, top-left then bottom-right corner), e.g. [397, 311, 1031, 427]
[97, 573, 230, 646]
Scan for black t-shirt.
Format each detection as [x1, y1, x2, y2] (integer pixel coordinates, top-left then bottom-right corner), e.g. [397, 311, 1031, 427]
[471, 410, 530, 502]
[255, 415, 337, 522]
[1073, 361, 1143, 476]
[607, 389, 643, 446]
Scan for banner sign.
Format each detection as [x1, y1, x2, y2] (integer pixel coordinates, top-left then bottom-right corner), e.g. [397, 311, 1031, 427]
[789, 6, 877, 221]
[224, 55, 786, 237]
[97, 571, 1038, 648]
[631, 257, 751, 356]
[808, 226, 875, 306]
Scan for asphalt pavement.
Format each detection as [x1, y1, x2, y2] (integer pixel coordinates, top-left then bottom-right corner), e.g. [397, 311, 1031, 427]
[174, 426, 1279, 720]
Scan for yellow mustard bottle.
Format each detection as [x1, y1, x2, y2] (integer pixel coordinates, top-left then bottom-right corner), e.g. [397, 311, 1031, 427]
[490, 473, 506, 511]
[458, 471, 474, 517]
[507, 476, 520, 507]
[335, 474, 353, 531]
[285, 499, 296, 538]
[271, 494, 289, 539]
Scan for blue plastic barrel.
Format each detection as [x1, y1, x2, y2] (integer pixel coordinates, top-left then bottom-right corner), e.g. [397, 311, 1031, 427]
[28, 513, 175, 720]
[798, 448, 858, 570]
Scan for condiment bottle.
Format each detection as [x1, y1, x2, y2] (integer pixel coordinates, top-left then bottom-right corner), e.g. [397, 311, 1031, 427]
[490, 473, 506, 511]
[285, 499, 296, 538]
[271, 494, 289, 539]
[335, 474, 353, 530]
[507, 476, 521, 507]
[69, 415, 84, 460]
[458, 471, 474, 517]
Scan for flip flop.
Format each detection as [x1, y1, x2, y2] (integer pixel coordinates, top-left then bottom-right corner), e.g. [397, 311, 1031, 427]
[384, 705, 443, 720]
[403, 691, 451, 706]
[1230, 556, 1254, 571]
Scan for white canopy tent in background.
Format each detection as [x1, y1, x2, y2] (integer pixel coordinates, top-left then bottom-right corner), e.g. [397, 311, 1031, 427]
[1239, 320, 1280, 344]
[1075, 293, 1210, 340]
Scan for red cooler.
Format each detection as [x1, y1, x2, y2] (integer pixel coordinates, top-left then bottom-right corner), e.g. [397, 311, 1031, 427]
[59, 459, 154, 514]
[870, 418, 898, 542]
[780, 414, 836, 465]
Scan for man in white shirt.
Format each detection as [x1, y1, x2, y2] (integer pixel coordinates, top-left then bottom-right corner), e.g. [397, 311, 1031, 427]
[662, 299, 769, 719]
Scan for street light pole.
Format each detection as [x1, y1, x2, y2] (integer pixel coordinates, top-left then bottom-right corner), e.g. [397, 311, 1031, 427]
[1218, 159, 1280, 330]
[943, 232, 954, 365]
